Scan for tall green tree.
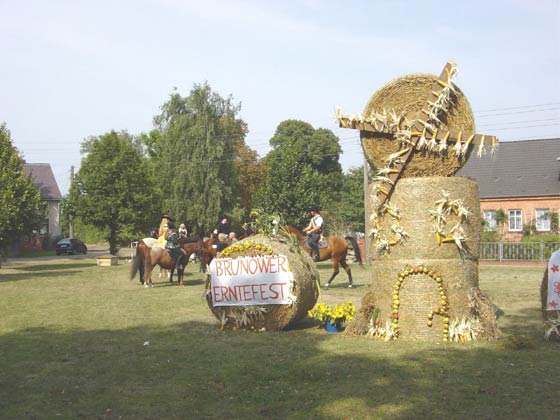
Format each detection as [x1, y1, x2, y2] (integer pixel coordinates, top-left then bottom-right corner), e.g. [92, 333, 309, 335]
[0, 123, 44, 264]
[254, 120, 344, 227]
[233, 139, 265, 214]
[153, 83, 247, 235]
[68, 130, 158, 254]
[330, 166, 366, 233]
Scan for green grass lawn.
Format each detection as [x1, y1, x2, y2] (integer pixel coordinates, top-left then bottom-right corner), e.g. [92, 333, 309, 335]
[0, 258, 557, 420]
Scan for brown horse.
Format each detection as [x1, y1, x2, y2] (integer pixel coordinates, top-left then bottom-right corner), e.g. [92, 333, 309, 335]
[130, 239, 188, 287]
[283, 225, 363, 288]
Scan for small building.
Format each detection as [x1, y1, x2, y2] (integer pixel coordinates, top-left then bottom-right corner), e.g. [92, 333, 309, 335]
[457, 138, 560, 241]
[23, 163, 63, 240]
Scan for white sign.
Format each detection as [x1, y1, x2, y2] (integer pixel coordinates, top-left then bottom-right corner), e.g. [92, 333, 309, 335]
[546, 249, 560, 311]
[209, 255, 295, 307]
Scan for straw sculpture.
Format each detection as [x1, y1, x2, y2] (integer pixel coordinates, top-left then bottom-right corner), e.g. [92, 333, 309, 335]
[340, 62, 500, 341]
[205, 234, 319, 331]
[541, 267, 560, 341]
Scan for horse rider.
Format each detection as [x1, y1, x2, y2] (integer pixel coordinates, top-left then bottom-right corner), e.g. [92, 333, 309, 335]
[178, 223, 188, 238]
[156, 214, 173, 248]
[215, 215, 230, 236]
[165, 222, 185, 265]
[303, 204, 323, 261]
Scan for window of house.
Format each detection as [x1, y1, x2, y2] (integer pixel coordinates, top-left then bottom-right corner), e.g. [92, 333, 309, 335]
[39, 218, 49, 235]
[483, 210, 497, 231]
[535, 208, 551, 232]
[508, 209, 522, 232]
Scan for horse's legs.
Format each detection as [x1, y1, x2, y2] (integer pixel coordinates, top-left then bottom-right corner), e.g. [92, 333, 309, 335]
[139, 257, 145, 285]
[144, 260, 154, 288]
[339, 258, 353, 287]
[324, 259, 341, 289]
[178, 267, 184, 286]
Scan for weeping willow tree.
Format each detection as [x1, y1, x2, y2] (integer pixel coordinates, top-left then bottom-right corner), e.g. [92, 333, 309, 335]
[153, 83, 247, 235]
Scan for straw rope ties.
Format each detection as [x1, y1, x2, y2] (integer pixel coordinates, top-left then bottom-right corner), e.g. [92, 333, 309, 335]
[337, 61, 499, 209]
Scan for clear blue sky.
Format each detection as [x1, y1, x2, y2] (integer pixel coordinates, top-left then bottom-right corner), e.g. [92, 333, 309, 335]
[1, 0, 559, 195]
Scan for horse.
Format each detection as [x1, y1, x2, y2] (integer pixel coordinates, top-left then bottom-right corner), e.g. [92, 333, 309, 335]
[130, 238, 189, 287]
[282, 225, 363, 289]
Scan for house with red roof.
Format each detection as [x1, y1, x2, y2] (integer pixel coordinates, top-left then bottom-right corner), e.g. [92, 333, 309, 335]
[457, 138, 560, 241]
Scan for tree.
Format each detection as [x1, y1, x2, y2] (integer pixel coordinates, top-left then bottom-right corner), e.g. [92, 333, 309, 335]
[330, 166, 365, 233]
[0, 123, 44, 265]
[233, 139, 265, 213]
[153, 83, 248, 235]
[68, 131, 158, 254]
[254, 120, 344, 227]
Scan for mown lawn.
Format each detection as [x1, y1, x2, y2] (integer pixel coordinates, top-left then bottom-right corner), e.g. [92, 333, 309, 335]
[0, 257, 557, 420]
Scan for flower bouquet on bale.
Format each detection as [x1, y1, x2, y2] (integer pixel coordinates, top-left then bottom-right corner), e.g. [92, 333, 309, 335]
[308, 301, 356, 331]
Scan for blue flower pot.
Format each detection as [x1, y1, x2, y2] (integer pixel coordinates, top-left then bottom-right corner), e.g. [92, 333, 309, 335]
[325, 318, 342, 333]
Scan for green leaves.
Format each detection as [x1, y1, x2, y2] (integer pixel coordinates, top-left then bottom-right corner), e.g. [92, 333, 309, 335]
[68, 130, 158, 254]
[153, 82, 247, 235]
[0, 124, 43, 257]
[255, 120, 344, 227]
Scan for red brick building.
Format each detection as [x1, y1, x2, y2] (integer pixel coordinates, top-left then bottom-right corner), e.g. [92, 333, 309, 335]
[457, 138, 560, 241]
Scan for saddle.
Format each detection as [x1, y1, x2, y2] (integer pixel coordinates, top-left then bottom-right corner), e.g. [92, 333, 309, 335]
[305, 236, 328, 249]
[167, 247, 185, 262]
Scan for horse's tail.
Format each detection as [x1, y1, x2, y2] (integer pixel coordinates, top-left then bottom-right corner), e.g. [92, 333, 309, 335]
[130, 244, 142, 281]
[345, 236, 363, 265]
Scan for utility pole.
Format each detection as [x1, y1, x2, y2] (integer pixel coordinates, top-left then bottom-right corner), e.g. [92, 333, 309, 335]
[363, 156, 370, 265]
[69, 166, 74, 239]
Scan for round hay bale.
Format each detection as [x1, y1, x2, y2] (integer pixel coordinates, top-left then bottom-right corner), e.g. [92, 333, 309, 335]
[205, 234, 319, 331]
[361, 73, 475, 176]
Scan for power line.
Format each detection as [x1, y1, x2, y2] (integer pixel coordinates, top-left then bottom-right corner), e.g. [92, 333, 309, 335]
[474, 102, 560, 113]
[475, 106, 560, 118]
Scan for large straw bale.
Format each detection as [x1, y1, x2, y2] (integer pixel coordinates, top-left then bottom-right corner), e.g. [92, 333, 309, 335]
[361, 73, 475, 176]
[347, 176, 499, 341]
[205, 235, 319, 331]
[370, 176, 481, 261]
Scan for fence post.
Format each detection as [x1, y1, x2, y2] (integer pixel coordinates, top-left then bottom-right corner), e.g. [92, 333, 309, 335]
[540, 242, 545, 261]
[499, 242, 503, 262]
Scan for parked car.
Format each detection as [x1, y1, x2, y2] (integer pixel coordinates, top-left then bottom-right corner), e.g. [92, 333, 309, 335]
[55, 238, 88, 255]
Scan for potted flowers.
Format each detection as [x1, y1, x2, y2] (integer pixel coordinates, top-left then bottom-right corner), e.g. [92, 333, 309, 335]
[308, 301, 356, 332]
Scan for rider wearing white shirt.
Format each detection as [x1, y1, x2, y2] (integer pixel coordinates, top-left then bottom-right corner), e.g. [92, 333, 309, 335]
[303, 204, 323, 261]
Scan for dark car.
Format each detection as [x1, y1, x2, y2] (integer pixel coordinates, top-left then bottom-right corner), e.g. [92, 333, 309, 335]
[55, 238, 88, 255]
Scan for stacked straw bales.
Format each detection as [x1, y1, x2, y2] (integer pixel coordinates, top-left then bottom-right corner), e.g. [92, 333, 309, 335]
[345, 71, 500, 341]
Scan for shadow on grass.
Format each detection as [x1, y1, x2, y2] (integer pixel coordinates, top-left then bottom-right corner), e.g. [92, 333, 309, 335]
[8, 262, 95, 272]
[0, 262, 96, 283]
[1, 319, 558, 420]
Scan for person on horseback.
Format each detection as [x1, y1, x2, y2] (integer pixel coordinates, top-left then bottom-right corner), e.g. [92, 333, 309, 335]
[156, 215, 173, 248]
[165, 223, 184, 263]
[303, 204, 323, 262]
[178, 223, 188, 238]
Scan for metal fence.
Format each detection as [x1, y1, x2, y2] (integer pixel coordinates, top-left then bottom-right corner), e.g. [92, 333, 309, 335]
[480, 242, 560, 262]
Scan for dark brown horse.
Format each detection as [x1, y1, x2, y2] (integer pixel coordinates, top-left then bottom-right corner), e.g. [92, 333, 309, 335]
[130, 238, 188, 287]
[283, 225, 363, 288]
[198, 236, 218, 272]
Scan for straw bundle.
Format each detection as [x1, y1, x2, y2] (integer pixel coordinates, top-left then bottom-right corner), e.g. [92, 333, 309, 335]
[205, 235, 319, 331]
[346, 176, 499, 341]
[361, 73, 475, 176]
[371, 177, 481, 259]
